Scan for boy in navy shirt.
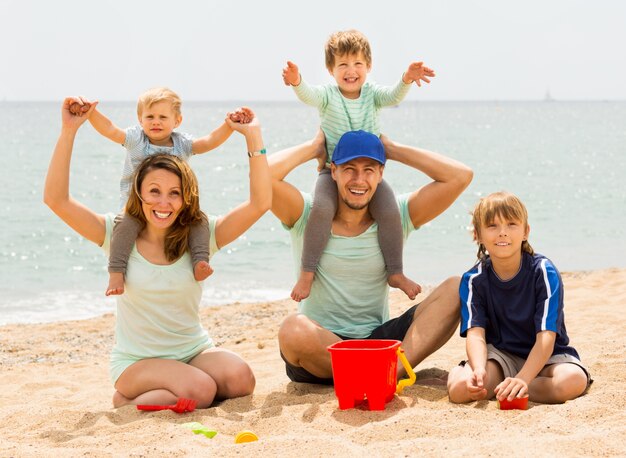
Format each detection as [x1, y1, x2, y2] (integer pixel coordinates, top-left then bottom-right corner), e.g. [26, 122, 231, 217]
[447, 191, 591, 404]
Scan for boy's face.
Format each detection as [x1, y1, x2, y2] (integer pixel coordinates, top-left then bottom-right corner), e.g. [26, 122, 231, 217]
[477, 214, 530, 263]
[138, 100, 182, 146]
[328, 51, 371, 99]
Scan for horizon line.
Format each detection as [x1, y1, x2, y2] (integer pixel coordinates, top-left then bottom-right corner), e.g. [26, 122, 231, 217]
[1, 98, 624, 103]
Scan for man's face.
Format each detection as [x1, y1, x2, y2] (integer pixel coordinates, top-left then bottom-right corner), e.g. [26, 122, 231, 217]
[331, 157, 384, 210]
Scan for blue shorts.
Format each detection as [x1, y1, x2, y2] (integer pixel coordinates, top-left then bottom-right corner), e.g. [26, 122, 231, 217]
[281, 303, 419, 385]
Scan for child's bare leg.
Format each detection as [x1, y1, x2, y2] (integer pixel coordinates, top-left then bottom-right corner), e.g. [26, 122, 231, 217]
[528, 363, 588, 404]
[189, 215, 213, 281]
[107, 214, 142, 296]
[369, 178, 421, 299]
[293, 169, 336, 302]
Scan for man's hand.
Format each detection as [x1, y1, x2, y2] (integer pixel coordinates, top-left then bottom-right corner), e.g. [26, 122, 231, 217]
[282, 61, 301, 86]
[402, 61, 436, 87]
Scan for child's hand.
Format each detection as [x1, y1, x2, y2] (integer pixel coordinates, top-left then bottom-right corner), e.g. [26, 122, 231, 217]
[226, 106, 260, 134]
[467, 367, 489, 401]
[62, 97, 97, 129]
[227, 106, 254, 124]
[494, 377, 529, 402]
[282, 61, 301, 86]
[402, 61, 436, 87]
[67, 96, 97, 117]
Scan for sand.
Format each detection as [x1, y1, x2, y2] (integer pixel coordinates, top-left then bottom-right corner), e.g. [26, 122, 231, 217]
[1, 268, 625, 457]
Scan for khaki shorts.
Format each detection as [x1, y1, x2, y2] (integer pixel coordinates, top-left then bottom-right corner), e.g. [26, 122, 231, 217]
[486, 344, 592, 389]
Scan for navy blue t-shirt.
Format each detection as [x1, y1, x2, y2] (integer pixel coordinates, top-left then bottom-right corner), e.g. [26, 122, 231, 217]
[459, 252, 579, 359]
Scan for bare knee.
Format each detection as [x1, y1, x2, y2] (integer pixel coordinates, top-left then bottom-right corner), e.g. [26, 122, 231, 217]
[441, 276, 461, 299]
[278, 314, 317, 359]
[187, 376, 218, 407]
[553, 369, 588, 402]
[218, 362, 256, 399]
[447, 366, 471, 404]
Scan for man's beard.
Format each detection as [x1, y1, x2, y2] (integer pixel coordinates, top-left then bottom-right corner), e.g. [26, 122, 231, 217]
[342, 195, 370, 210]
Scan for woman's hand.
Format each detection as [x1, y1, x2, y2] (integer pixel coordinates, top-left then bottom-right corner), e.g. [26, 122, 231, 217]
[62, 96, 97, 131]
[226, 107, 263, 152]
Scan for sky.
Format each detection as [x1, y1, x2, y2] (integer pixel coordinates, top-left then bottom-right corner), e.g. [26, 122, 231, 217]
[1, 0, 625, 101]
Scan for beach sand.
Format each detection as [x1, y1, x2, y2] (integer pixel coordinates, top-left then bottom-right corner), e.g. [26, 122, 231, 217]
[1, 268, 625, 457]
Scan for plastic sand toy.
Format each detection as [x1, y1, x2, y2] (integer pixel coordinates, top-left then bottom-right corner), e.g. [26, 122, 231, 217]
[137, 397, 197, 413]
[327, 339, 416, 411]
[235, 430, 259, 443]
[497, 397, 529, 410]
[181, 422, 217, 438]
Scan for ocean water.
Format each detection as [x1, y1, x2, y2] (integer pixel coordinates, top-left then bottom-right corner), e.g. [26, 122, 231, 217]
[2, 101, 625, 325]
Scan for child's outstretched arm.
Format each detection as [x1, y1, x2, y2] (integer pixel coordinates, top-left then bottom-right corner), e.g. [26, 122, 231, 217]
[494, 330, 556, 401]
[78, 99, 126, 145]
[282, 60, 327, 109]
[192, 107, 255, 155]
[372, 61, 435, 108]
[402, 61, 436, 87]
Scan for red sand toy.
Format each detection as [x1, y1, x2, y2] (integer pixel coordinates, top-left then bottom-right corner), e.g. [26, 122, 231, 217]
[327, 339, 416, 411]
[137, 397, 197, 413]
[497, 397, 529, 410]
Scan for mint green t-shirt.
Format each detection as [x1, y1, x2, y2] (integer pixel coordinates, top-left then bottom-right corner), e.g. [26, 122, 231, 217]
[286, 193, 417, 338]
[102, 213, 219, 383]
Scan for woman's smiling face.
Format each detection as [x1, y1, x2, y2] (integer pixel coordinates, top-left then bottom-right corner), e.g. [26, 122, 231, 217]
[139, 168, 183, 230]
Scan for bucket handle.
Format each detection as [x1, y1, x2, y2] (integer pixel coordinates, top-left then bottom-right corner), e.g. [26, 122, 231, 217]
[396, 347, 416, 394]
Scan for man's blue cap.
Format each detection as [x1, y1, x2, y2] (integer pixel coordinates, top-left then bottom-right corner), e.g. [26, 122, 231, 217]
[332, 130, 386, 165]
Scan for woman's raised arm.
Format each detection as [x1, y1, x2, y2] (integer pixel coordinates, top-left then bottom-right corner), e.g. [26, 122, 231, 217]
[213, 108, 272, 249]
[43, 97, 107, 246]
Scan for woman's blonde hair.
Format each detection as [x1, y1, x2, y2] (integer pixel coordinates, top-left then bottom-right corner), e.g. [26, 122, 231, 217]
[325, 29, 372, 70]
[137, 87, 182, 117]
[471, 191, 534, 262]
[125, 154, 205, 262]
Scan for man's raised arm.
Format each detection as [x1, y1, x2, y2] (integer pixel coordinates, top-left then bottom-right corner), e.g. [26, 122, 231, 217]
[269, 132, 327, 227]
[382, 136, 473, 228]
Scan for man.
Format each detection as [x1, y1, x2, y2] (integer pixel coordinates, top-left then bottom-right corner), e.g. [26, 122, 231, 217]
[269, 130, 473, 384]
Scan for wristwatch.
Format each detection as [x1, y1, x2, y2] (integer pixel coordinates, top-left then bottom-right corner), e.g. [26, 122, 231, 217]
[247, 148, 266, 158]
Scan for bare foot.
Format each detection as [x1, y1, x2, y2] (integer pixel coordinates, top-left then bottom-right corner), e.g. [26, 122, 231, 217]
[291, 271, 315, 302]
[194, 261, 214, 281]
[388, 273, 421, 300]
[312, 129, 328, 171]
[112, 390, 132, 408]
[467, 386, 489, 401]
[106, 272, 125, 296]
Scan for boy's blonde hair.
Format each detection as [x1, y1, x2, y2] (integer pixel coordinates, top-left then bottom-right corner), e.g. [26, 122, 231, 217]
[472, 191, 534, 262]
[325, 29, 372, 70]
[137, 87, 182, 117]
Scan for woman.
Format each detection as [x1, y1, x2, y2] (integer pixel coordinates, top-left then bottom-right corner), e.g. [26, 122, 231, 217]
[44, 98, 271, 408]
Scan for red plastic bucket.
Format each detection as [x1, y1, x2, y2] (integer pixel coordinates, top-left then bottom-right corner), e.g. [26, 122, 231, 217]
[327, 339, 415, 411]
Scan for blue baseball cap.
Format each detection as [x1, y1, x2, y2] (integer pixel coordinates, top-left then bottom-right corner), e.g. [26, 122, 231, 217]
[332, 130, 386, 165]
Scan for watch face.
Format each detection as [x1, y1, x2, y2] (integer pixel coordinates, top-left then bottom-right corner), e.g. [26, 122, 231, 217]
[248, 148, 267, 157]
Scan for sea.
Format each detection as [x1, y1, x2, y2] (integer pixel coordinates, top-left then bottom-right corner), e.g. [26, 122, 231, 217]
[1, 100, 625, 325]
